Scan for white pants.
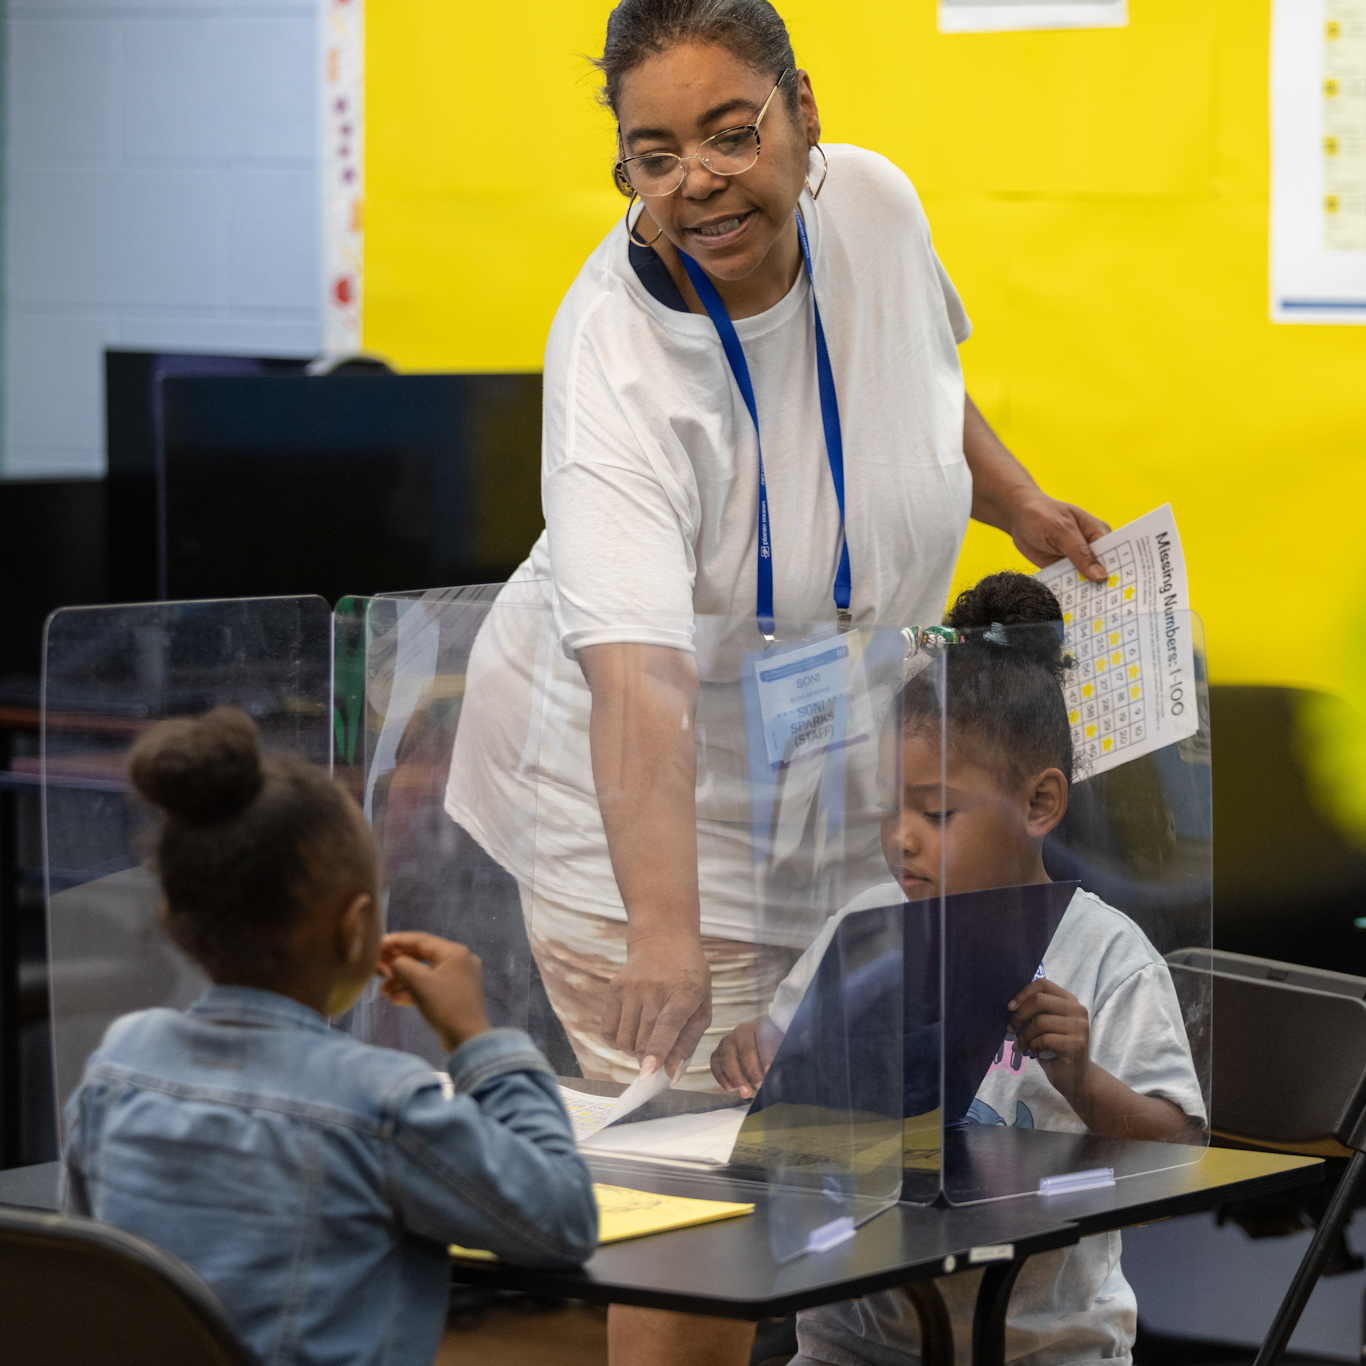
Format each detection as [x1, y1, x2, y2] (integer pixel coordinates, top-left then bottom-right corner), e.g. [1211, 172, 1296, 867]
[518, 882, 798, 1089]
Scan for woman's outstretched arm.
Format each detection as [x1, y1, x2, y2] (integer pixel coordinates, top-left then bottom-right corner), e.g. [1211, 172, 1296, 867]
[578, 641, 710, 1080]
[963, 394, 1112, 583]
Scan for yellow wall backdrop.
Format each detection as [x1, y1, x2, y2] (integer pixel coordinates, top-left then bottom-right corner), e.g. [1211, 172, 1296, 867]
[365, 0, 1366, 699]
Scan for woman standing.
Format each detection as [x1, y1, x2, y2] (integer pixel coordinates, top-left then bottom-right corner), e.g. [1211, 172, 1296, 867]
[447, 3, 1107, 1358]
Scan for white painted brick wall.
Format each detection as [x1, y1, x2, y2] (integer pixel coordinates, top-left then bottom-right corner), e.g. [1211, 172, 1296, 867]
[4, 0, 322, 477]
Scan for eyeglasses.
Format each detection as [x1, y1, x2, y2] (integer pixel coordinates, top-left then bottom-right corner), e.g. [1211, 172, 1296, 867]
[614, 70, 788, 199]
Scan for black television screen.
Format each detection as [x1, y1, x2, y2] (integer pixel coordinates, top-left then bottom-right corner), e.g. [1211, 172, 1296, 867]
[105, 350, 312, 602]
[159, 372, 543, 603]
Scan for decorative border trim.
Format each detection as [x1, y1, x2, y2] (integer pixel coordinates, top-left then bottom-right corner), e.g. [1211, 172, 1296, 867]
[322, 0, 364, 355]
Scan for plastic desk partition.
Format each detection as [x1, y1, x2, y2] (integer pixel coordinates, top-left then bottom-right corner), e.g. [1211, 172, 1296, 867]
[42, 587, 1211, 1261]
[343, 583, 913, 1261]
[935, 611, 1213, 1203]
[40, 596, 332, 1117]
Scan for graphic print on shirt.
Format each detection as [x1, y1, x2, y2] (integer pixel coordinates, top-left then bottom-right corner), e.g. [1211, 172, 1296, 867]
[984, 1037, 1030, 1078]
[969, 960, 1046, 1129]
[966, 1097, 1036, 1129]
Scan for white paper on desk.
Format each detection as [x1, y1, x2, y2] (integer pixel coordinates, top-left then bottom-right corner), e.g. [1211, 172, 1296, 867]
[1035, 504, 1199, 779]
[559, 1066, 672, 1143]
[579, 1107, 748, 1166]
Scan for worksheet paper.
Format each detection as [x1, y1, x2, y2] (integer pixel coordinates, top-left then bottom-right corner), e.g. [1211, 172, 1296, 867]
[578, 1108, 749, 1166]
[560, 1066, 672, 1143]
[1271, 0, 1366, 323]
[938, 0, 1126, 33]
[1035, 505, 1198, 778]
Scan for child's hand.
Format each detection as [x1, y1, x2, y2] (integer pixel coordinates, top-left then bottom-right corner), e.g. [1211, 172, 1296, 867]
[379, 932, 491, 1055]
[1009, 978, 1204, 1143]
[1008, 978, 1093, 1099]
[710, 1018, 781, 1099]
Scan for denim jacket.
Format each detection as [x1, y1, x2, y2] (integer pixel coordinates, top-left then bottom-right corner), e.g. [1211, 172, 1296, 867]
[62, 987, 598, 1366]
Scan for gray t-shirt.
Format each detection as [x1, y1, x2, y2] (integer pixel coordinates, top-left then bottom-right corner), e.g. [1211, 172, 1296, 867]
[779, 884, 1207, 1366]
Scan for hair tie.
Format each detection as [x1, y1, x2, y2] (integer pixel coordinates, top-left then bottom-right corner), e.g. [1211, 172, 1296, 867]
[983, 622, 1010, 646]
[901, 624, 963, 658]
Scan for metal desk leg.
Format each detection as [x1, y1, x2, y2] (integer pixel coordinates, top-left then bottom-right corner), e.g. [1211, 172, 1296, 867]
[906, 1279, 954, 1366]
[972, 1256, 1026, 1366]
[1255, 1149, 1366, 1366]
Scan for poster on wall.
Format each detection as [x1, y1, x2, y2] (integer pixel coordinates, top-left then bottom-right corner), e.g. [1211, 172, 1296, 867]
[1271, 0, 1366, 324]
[937, 0, 1127, 33]
[322, 0, 364, 355]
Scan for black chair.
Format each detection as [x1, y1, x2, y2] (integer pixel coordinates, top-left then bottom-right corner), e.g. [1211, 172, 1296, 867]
[1165, 948, 1366, 1366]
[0, 1204, 256, 1365]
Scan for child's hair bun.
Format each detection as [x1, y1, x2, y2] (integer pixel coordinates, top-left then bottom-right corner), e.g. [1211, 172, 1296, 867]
[130, 706, 265, 825]
[945, 571, 1067, 674]
[946, 570, 1063, 632]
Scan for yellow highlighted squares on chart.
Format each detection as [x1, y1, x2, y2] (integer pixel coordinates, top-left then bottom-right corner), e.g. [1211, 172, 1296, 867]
[1046, 527, 1172, 773]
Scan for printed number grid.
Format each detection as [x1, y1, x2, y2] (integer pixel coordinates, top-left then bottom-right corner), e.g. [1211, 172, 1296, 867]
[1055, 542, 1144, 767]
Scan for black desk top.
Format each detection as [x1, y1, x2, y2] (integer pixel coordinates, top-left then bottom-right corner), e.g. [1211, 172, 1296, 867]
[451, 1140, 1322, 1319]
[1030, 1143, 1324, 1235]
[940, 1125, 1210, 1205]
[471, 1154, 1079, 1318]
[0, 1141, 1322, 1321]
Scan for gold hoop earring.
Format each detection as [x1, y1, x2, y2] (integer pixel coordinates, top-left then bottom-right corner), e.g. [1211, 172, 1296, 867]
[625, 194, 663, 249]
[804, 144, 829, 201]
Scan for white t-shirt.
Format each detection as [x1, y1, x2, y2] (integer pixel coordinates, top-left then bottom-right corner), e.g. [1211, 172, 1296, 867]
[446, 145, 974, 941]
[776, 884, 1208, 1366]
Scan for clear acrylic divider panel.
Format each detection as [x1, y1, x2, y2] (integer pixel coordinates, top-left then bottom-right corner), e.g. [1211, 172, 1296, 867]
[333, 583, 553, 1069]
[939, 612, 1211, 1205]
[741, 617, 944, 1257]
[42, 596, 332, 1131]
[505, 600, 938, 1260]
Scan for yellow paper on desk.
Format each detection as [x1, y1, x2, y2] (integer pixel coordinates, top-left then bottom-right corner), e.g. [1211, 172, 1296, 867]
[449, 1183, 754, 1262]
[904, 1109, 943, 1174]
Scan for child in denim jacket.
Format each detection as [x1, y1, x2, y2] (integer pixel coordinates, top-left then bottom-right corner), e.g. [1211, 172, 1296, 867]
[63, 707, 597, 1366]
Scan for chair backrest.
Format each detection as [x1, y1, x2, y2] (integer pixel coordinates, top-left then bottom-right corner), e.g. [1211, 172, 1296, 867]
[0, 1205, 257, 1366]
[1167, 948, 1366, 1147]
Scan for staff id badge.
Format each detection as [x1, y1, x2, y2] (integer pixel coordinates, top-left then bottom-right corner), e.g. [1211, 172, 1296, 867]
[749, 635, 871, 772]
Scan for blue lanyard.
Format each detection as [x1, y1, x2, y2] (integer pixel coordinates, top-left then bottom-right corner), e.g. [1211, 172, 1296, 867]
[678, 209, 850, 640]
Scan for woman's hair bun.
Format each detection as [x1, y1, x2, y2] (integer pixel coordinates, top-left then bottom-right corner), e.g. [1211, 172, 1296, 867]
[130, 706, 264, 825]
[945, 571, 1067, 673]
